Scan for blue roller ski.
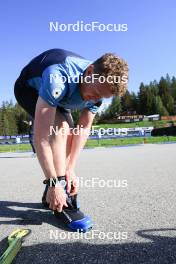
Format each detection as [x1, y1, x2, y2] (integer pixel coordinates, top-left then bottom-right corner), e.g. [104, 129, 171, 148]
[42, 177, 93, 232]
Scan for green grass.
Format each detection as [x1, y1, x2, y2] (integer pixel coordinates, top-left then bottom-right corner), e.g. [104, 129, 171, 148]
[0, 144, 31, 153]
[95, 120, 175, 129]
[85, 136, 176, 147]
[1, 136, 176, 153]
[0, 121, 175, 153]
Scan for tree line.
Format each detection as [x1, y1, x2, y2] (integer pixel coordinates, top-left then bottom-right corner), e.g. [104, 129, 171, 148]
[0, 101, 30, 136]
[99, 74, 176, 122]
[0, 74, 176, 136]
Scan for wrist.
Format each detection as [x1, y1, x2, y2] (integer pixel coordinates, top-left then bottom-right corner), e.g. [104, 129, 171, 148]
[43, 176, 66, 187]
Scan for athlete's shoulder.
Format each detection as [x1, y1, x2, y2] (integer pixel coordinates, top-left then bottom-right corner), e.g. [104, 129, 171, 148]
[39, 48, 84, 63]
[25, 49, 85, 77]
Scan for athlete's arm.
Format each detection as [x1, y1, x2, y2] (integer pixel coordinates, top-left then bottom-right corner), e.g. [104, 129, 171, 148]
[33, 96, 57, 179]
[34, 97, 68, 212]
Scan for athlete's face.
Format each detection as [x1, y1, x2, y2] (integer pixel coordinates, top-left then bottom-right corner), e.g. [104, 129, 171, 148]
[80, 65, 113, 101]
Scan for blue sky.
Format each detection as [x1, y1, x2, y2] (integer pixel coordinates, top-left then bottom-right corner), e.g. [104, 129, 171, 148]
[0, 0, 176, 103]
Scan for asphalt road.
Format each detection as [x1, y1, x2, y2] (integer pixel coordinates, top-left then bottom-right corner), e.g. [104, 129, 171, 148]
[0, 144, 176, 264]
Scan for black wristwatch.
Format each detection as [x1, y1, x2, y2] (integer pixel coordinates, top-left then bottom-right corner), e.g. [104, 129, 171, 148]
[43, 176, 66, 187]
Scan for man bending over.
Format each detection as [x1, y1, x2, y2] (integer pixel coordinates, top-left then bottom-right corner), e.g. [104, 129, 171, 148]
[14, 48, 128, 232]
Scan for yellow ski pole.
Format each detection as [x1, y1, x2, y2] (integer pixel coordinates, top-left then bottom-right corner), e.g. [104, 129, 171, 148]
[0, 229, 31, 264]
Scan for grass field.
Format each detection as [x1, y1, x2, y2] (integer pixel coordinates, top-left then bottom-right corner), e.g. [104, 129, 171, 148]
[0, 120, 176, 153]
[97, 120, 175, 129]
[0, 136, 176, 153]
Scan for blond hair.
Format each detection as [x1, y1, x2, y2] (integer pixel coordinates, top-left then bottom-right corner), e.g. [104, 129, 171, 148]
[93, 53, 128, 96]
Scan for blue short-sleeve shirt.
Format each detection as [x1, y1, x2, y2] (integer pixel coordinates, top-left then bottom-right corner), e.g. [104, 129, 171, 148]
[24, 49, 102, 114]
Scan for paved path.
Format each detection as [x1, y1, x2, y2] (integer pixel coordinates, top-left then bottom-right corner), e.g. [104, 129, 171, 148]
[0, 144, 176, 263]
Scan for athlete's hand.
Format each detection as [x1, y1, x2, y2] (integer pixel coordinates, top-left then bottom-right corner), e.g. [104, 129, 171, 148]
[46, 184, 68, 212]
[65, 168, 78, 196]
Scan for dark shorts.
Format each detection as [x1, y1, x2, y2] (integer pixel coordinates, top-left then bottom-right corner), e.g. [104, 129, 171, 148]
[14, 70, 73, 126]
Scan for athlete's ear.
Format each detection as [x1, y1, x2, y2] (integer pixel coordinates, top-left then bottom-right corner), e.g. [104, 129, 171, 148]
[85, 64, 94, 76]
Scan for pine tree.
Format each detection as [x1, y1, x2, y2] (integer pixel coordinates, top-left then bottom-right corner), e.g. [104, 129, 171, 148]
[104, 96, 121, 119]
[121, 91, 134, 113]
[138, 83, 146, 114]
[154, 96, 168, 116]
[158, 77, 170, 110]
